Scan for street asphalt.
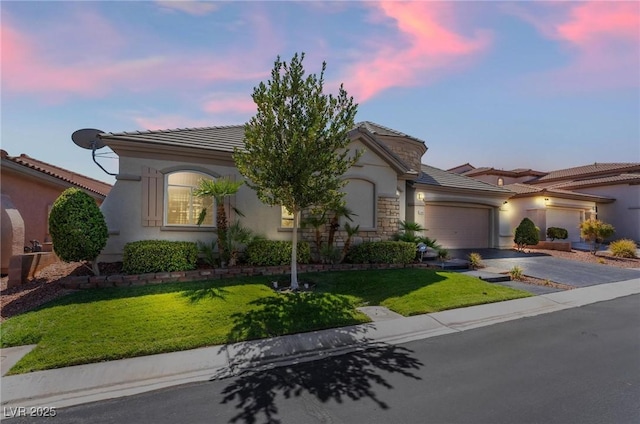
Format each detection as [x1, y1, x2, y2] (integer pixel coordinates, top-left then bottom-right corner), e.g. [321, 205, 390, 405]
[1, 254, 639, 412]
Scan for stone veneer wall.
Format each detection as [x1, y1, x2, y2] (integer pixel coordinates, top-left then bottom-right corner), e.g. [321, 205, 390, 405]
[378, 138, 424, 172]
[298, 195, 401, 252]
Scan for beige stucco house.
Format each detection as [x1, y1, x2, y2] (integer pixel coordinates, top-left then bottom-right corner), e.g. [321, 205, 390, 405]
[451, 163, 640, 245]
[92, 122, 513, 262]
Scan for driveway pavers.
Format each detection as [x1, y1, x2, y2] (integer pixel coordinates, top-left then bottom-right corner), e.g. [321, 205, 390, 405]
[483, 256, 640, 287]
[448, 248, 639, 287]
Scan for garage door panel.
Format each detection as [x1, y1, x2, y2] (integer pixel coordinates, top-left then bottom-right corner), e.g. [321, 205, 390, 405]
[547, 209, 581, 242]
[424, 206, 489, 249]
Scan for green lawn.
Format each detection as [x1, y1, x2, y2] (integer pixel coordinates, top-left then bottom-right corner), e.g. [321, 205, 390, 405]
[0, 268, 530, 374]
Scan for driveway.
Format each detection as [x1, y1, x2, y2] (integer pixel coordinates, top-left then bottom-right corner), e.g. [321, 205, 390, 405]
[448, 249, 640, 287]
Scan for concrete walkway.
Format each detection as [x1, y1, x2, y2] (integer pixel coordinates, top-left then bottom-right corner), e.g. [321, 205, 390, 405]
[2, 277, 638, 410]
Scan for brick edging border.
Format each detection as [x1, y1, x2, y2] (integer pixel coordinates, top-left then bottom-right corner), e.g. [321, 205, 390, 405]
[60, 262, 440, 290]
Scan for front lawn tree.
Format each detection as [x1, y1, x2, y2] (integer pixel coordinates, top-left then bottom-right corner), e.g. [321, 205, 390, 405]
[234, 52, 360, 289]
[580, 219, 615, 255]
[48, 188, 108, 275]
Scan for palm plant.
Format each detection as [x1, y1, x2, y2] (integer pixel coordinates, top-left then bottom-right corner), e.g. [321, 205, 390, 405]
[393, 220, 426, 243]
[327, 202, 356, 248]
[193, 177, 244, 264]
[224, 220, 259, 266]
[301, 211, 328, 261]
[340, 222, 360, 262]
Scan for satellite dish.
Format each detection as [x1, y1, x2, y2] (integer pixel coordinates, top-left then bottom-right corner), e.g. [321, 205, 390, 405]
[71, 128, 106, 150]
[71, 128, 116, 176]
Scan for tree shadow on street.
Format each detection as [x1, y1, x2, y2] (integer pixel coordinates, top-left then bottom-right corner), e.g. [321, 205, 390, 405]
[220, 291, 423, 423]
[220, 342, 423, 424]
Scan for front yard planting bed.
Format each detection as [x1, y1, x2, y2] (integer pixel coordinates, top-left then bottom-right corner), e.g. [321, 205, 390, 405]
[0, 269, 529, 374]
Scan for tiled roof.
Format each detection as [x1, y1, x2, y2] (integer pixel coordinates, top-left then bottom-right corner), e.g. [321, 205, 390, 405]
[102, 122, 424, 175]
[416, 164, 513, 194]
[548, 173, 640, 189]
[1, 150, 112, 197]
[461, 167, 545, 178]
[533, 163, 640, 183]
[355, 121, 426, 145]
[503, 183, 540, 194]
[100, 125, 246, 153]
[504, 183, 614, 202]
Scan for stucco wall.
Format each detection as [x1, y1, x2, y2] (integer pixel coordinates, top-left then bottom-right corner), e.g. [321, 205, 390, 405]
[499, 196, 595, 248]
[99, 139, 404, 262]
[574, 184, 640, 242]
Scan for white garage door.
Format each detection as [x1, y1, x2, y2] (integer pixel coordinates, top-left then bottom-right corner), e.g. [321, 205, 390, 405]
[546, 208, 581, 242]
[424, 205, 490, 249]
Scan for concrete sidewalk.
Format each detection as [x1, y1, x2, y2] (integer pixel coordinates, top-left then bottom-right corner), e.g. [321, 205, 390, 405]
[2, 278, 639, 410]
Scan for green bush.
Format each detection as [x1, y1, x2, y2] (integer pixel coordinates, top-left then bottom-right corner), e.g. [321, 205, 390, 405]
[609, 239, 637, 258]
[345, 241, 415, 264]
[546, 227, 568, 241]
[48, 188, 108, 267]
[245, 240, 311, 266]
[123, 240, 198, 274]
[514, 218, 539, 251]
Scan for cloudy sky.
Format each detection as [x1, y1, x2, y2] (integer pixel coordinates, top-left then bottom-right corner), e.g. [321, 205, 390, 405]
[2, 1, 639, 184]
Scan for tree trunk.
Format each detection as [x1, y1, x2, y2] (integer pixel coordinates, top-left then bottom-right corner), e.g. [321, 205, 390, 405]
[217, 199, 227, 265]
[291, 210, 299, 290]
[91, 260, 100, 276]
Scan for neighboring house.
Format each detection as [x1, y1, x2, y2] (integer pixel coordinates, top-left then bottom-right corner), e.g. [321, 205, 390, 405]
[451, 163, 640, 245]
[92, 121, 512, 262]
[1, 150, 112, 274]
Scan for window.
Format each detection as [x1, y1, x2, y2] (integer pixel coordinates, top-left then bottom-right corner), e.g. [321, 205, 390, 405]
[281, 206, 294, 228]
[165, 172, 214, 226]
[497, 177, 504, 186]
[343, 178, 375, 229]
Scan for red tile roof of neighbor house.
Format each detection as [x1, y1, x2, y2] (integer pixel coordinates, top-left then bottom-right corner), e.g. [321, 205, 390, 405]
[531, 163, 640, 184]
[504, 183, 615, 203]
[548, 173, 640, 189]
[1, 150, 112, 197]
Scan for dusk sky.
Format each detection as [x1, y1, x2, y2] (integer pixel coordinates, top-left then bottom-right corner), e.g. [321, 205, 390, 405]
[2, 1, 639, 184]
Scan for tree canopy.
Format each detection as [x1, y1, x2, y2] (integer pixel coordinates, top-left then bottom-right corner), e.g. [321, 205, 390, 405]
[234, 52, 360, 288]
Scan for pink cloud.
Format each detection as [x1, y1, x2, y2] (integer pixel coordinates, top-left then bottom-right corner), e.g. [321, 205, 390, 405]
[203, 95, 257, 115]
[1, 8, 276, 101]
[339, 2, 491, 102]
[155, 1, 219, 16]
[133, 115, 214, 131]
[508, 1, 639, 91]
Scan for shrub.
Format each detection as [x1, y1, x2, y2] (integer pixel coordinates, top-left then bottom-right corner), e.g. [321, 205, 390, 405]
[467, 252, 484, 270]
[609, 239, 637, 258]
[123, 240, 198, 274]
[197, 239, 218, 267]
[48, 188, 108, 274]
[580, 219, 615, 255]
[514, 218, 539, 251]
[546, 227, 568, 241]
[345, 241, 415, 264]
[245, 240, 311, 266]
[320, 245, 342, 264]
[509, 265, 524, 281]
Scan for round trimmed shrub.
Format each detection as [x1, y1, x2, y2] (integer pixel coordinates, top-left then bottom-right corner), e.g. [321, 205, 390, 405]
[48, 188, 108, 264]
[514, 218, 539, 250]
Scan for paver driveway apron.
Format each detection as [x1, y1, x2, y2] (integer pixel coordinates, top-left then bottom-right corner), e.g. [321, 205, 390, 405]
[482, 256, 640, 287]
